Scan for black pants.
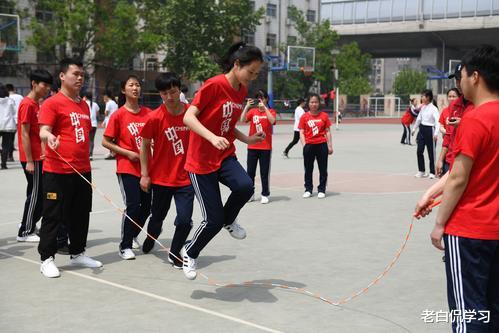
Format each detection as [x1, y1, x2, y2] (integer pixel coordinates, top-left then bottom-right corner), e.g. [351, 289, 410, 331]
[117, 174, 151, 250]
[89, 127, 97, 157]
[246, 149, 271, 196]
[444, 235, 499, 333]
[401, 124, 411, 144]
[18, 161, 43, 237]
[303, 143, 328, 193]
[186, 156, 253, 259]
[0, 131, 14, 167]
[284, 131, 300, 154]
[147, 184, 194, 261]
[38, 172, 92, 261]
[416, 125, 436, 174]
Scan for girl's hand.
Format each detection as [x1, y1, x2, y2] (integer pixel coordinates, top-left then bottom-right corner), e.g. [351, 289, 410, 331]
[127, 151, 140, 161]
[248, 132, 265, 144]
[328, 146, 333, 155]
[140, 176, 151, 192]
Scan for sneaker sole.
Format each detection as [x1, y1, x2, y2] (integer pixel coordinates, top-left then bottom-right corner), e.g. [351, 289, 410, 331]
[40, 271, 60, 278]
[119, 254, 136, 260]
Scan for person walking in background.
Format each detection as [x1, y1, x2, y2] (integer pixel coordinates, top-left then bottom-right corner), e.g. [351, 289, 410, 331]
[103, 91, 118, 160]
[240, 89, 276, 204]
[16, 70, 53, 242]
[400, 98, 419, 145]
[299, 93, 333, 199]
[83, 93, 100, 160]
[0, 84, 17, 169]
[102, 75, 152, 260]
[412, 89, 440, 179]
[6, 84, 23, 162]
[283, 98, 305, 158]
[436, 88, 461, 176]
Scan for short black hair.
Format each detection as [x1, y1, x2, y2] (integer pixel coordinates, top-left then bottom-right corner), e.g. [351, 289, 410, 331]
[421, 89, 434, 102]
[59, 57, 83, 74]
[104, 90, 114, 99]
[446, 87, 461, 97]
[155, 72, 181, 92]
[5, 84, 14, 92]
[307, 93, 321, 106]
[220, 42, 263, 73]
[85, 92, 93, 100]
[0, 84, 8, 98]
[29, 69, 53, 85]
[461, 45, 499, 93]
[296, 98, 305, 105]
[255, 89, 268, 100]
[180, 84, 188, 93]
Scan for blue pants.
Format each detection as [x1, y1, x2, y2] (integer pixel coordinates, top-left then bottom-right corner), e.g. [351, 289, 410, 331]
[444, 234, 499, 332]
[147, 184, 194, 259]
[417, 125, 436, 174]
[117, 174, 151, 250]
[247, 149, 271, 196]
[186, 156, 254, 259]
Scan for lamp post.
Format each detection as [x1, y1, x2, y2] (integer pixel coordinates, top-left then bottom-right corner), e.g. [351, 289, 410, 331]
[331, 48, 340, 129]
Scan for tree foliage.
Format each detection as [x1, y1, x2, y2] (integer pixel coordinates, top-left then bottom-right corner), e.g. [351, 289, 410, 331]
[335, 42, 372, 96]
[393, 69, 427, 96]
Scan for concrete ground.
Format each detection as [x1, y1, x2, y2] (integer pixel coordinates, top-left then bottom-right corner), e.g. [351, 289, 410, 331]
[0, 122, 450, 332]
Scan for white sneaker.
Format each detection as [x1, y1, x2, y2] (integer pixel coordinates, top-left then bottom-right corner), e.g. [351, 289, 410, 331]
[119, 248, 135, 260]
[248, 194, 255, 202]
[181, 246, 197, 280]
[70, 252, 103, 268]
[40, 257, 60, 278]
[303, 191, 312, 198]
[260, 196, 269, 204]
[318, 192, 326, 199]
[224, 220, 247, 239]
[414, 172, 425, 178]
[132, 237, 140, 249]
[428, 173, 436, 179]
[17, 233, 40, 242]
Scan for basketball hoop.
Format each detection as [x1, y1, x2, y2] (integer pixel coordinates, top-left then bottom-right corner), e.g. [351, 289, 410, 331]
[300, 66, 313, 77]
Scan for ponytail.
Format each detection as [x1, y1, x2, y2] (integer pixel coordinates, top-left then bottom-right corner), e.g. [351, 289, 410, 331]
[220, 42, 263, 73]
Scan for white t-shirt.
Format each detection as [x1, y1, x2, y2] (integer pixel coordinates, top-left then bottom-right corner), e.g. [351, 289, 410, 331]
[293, 105, 305, 131]
[179, 92, 188, 104]
[104, 100, 118, 127]
[9, 93, 23, 123]
[86, 100, 100, 128]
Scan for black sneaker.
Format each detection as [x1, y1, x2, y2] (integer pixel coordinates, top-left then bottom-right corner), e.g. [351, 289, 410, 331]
[142, 237, 155, 254]
[168, 253, 182, 270]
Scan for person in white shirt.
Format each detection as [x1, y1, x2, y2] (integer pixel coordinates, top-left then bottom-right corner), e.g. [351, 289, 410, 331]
[282, 98, 305, 158]
[412, 89, 440, 179]
[6, 84, 22, 161]
[83, 93, 100, 160]
[0, 84, 17, 169]
[179, 84, 189, 104]
[103, 91, 118, 159]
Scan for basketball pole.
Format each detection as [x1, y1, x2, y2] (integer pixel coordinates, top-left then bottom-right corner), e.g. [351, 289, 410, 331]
[267, 67, 274, 108]
[335, 87, 339, 130]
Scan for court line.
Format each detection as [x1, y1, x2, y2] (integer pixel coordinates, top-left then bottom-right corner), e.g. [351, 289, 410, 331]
[0, 250, 282, 333]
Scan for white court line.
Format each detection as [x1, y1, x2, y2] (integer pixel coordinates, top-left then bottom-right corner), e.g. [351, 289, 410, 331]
[0, 250, 282, 333]
[270, 185, 423, 195]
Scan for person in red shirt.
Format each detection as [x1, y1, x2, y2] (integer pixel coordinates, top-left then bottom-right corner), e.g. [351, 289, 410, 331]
[400, 98, 419, 145]
[435, 88, 461, 176]
[240, 89, 276, 204]
[415, 45, 499, 332]
[38, 58, 103, 278]
[298, 93, 333, 199]
[102, 75, 152, 260]
[16, 70, 53, 242]
[139, 72, 193, 269]
[181, 42, 265, 280]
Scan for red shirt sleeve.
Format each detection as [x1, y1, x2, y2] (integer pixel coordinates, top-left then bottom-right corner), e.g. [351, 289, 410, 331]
[140, 116, 156, 140]
[453, 117, 486, 161]
[270, 108, 277, 124]
[19, 103, 32, 125]
[38, 99, 58, 127]
[191, 80, 217, 113]
[104, 111, 119, 139]
[324, 113, 332, 127]
[298, 114, 306, 130]
[245, 108, 254, 122]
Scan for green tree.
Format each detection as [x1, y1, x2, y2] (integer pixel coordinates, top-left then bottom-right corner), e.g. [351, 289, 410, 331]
[393, 69, 427, 96]
[335, 42, 372, 96]
[144, 0, 264, 81]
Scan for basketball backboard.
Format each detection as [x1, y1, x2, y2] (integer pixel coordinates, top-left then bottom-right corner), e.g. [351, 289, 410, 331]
[0, 14, 21, 56]
[287, 46, 315, 72]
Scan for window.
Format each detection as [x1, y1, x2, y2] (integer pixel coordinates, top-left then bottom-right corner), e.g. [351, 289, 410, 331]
[267, 3, 277, 17]
[343, 2, 354, 24]
[243, 31, 255, 45]
[35, 9, 53, 22]
[331, 3, 343, 24]
[366, 1, 379, 23]
[354, 1, 367, 24]
[306, 10, 316, 22]
[287, 35, 297, 46]
[477, 0, 492, 15]
[379, 0, 392, 22]
[392, 0, 406, 21]
[266, 33, 276, 47]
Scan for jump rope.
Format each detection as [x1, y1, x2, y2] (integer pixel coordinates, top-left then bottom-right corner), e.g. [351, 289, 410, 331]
[52, 148, 441, 306]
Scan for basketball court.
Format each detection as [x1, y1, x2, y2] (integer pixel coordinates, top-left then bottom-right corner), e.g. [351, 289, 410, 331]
[0, 122, 451, 332]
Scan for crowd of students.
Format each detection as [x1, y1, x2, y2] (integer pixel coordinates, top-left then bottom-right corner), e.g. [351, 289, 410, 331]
[3, 42, 497, 331]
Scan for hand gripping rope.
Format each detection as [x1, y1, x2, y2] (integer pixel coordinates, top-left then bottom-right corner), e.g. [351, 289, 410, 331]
[52, 148, 442, 307]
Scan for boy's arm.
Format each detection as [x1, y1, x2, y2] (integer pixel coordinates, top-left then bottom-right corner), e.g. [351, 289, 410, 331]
[139, 138, 151, 192]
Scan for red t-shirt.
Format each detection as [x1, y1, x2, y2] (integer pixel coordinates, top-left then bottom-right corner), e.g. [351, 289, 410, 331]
[439, 107, 451, 149]
[445, 96, 474, 164]
[444, 101, 499, 240]
[38, 92, 91, 174]
[185, 74, 247, 174]
[140, 103, 190, 187]
[298, 111, 331, 144]
[246, 107, 276, 150]
[17, 97, 42, 162]
[104, 106, 151, 177]
[401, 107, 414, 125]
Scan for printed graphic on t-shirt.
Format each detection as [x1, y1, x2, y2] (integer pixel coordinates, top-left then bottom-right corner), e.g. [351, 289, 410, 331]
[127, 122, 145, 150]
[252, 115, 264, 133]
[307, 119, 321, 136]
[164, 126, 188, 156]
[221, 101, 243, 135]
[69, 112, 89, 143]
